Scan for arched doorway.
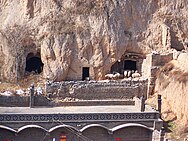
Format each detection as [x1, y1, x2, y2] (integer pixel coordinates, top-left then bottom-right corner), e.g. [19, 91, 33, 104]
[17, 127, 47, 141]
[110, 59, 137, 75]
[0, 128, 15, 141]
[25, 52, 44, 74]
[111, 60, 123, 74]
[49, 127, 80, 141]
[124, 60, 137, 71]
[113, 126, 152, 141]
[82, 126, 109, 141]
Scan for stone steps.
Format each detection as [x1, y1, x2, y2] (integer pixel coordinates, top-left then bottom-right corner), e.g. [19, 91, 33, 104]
[51, 99, 135, 106]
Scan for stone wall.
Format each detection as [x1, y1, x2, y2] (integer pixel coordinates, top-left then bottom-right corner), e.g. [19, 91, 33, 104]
[0, 110, 163, 141]
[0, 95, 29, 107]
[0, 79, 148, 107]
[52, 100, 135, 107]
[45, 79, 148, 100]
[142, 52, 173, 96]
[0, 126, 155, 141]
[0, 95, 50, 107]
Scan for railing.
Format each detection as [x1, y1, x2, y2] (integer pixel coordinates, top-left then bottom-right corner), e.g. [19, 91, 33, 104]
[0, 112, 160, 123]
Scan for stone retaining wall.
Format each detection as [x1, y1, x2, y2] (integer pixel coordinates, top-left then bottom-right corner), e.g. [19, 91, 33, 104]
[45, 79, 148, 100]
[0, 79, 148, 107]
[0, 95, 49, 107]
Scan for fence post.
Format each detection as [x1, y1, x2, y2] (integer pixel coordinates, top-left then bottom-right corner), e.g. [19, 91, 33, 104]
[160, 127, 165, 141]
[29, 84, 34, 108]
[158, 94, 162, 117]
[141, 95, 145, 112]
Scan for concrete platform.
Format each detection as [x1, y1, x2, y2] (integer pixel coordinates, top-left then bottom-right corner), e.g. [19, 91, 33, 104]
[0, 105, 155, 114]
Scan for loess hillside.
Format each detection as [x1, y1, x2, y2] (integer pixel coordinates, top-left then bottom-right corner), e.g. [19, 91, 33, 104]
[0, 0, 188, 140]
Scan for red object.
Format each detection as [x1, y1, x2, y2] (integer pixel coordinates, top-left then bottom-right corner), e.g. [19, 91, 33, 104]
[116, 138, 122, 141]
[60, 134, 67, 141]
[3, 140, 8, 141]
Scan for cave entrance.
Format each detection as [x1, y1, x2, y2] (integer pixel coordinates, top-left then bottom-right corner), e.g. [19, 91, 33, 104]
[82, 67, 89, 80]
[111, 60, 123, 74]
[124, 60, 136, 71]
[25, 53, 44, 74]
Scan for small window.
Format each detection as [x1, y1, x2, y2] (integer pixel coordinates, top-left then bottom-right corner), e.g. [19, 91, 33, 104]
[82, 67, 89, 80]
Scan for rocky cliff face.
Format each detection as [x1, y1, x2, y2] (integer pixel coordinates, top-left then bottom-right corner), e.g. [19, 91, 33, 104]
[1, 0, 188, 136]
[0, 0, 187, 82]
[155, 53, 188, 125]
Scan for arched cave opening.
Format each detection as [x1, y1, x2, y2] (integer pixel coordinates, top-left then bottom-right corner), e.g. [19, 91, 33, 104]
[25, 53, 44, 74]
[111, 59, 138, 75]
[124, 60, 137, 71]
[111, 60, 123, 74]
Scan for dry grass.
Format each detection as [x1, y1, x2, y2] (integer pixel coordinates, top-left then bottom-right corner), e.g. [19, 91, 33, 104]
[175, 72, 188, 83]
[159, 62, 174, 75]
[18, 74, 45, 88]
[157, 62, 188, 140]
[158, 62, 188, 84]
[168, 123, 188, 140]
[0, 74, 45, 93]
[0, 83, 21, 92]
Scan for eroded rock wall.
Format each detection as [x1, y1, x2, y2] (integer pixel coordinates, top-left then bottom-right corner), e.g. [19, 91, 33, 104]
[0, 0, 188, 82]
[155, 54, 188, 125]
